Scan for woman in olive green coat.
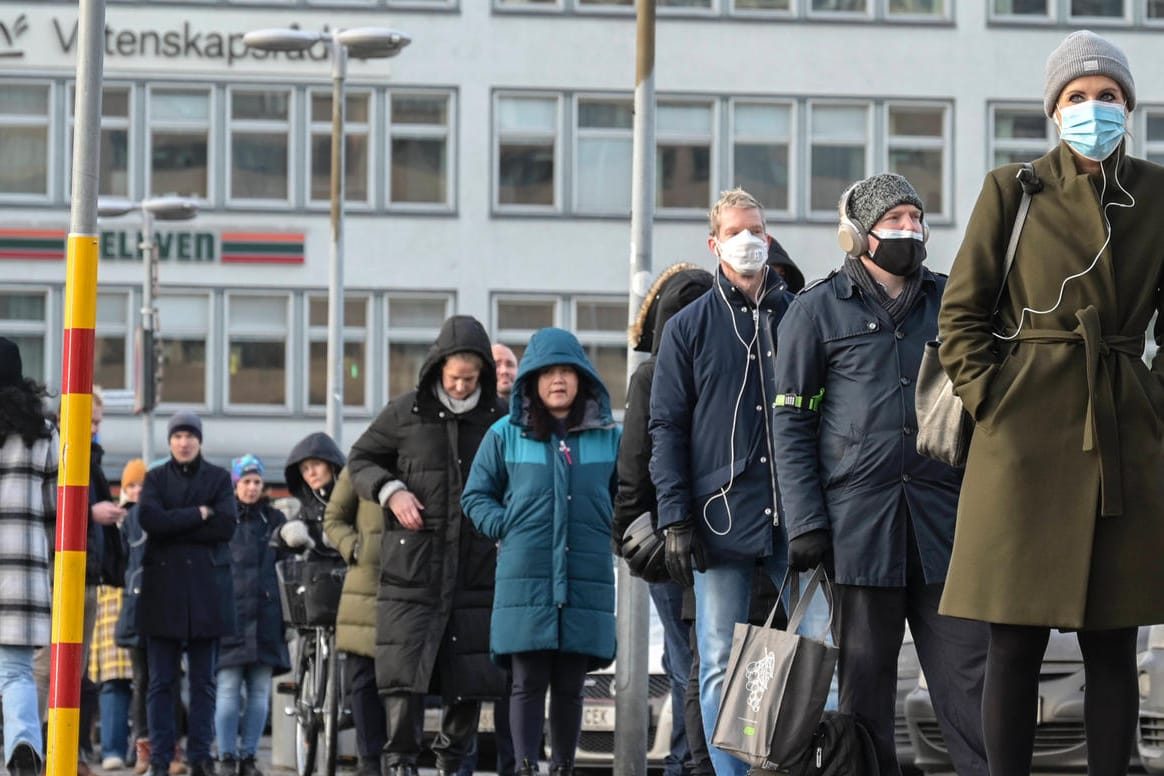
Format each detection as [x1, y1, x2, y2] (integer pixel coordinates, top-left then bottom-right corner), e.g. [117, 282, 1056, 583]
[322, 468, 384, 776]
[938, 30, 1164, 776]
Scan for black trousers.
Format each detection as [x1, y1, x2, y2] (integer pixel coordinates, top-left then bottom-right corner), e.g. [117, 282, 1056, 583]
[382, 693, 480, 771]
[346, 654, 387, 760]
[509, 651, 589, 768]
[684, 626, 713, 776]
[834, 519, 989, 776]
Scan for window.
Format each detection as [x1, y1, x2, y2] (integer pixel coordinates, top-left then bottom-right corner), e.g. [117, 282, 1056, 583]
[69, 85, 132, 198]
[732, 0, 794, 14]
[95, 291, 132, 391]
[1068, 0, 1126, 20]
[389, 91, 453, 207]
[228, 88, 292, 204]
[575, 96, 633, 214]
[226, 294, 289, 407]
[990, 104, 1054, 167]
[149, 87, 211, 200]
[0, 83, 51, 199]
[494, 297, 558, 363]
[887, 0, 945, 14]
[810, 0, 869, 16]
[496, 94, 560, 209]
[307, 295, 369, 409]
[574, 298, 629, 411]
[1143, 110, 1164, 165]
[992, 0, 1051, 15]
[731, 101, 794, 215]
[156, 293, 210, 406]
[0, 291, 49, 382]
[309, 90, 372, 206]
[385, 295, 452, 400]
[657, 101, 714, 211]
[809, 103, 868, 213]
[1150, 0, 1164, 20]
[886, 104, 947, 217]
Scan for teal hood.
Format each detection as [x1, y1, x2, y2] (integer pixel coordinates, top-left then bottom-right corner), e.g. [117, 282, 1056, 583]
[510, 327, 614, 428]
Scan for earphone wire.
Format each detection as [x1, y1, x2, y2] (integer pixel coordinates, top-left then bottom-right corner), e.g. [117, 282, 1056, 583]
[703, 267, 763, 537]
[994, 155, 1135, 341]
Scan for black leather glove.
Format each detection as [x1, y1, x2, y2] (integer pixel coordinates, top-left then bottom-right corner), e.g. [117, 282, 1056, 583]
[787, 529, 832, 573]
[664, 521, 706, 587]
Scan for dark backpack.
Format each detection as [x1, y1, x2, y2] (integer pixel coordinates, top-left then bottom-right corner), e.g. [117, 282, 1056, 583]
[793, 712, 879, 776]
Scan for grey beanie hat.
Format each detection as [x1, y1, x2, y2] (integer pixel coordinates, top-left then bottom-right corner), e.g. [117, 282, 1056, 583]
[845, 173, 924, 235]
[1044, 30, 1135, 117]
[167, 410, 202, 442]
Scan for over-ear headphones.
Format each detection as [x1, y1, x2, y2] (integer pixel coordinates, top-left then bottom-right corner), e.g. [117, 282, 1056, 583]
[836, 184, 929, 258]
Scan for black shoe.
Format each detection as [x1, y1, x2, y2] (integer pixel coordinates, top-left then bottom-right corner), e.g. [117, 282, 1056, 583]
[518, 758, 538, 776]
[237, 757, 262, 776]
[549, 763, 573, 776]
[355, 757, 381, 776]
[381, 761, 417, 776]
[219, 755, 238, 776]
[8, 742, 40, 776]
[190, 761, 217, 776]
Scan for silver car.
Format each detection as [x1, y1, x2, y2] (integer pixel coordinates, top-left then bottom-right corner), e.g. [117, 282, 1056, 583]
[1136, 624, 1164, 772]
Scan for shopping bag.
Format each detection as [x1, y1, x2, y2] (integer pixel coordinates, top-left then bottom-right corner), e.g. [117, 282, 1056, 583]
[711, 565, 837, 770]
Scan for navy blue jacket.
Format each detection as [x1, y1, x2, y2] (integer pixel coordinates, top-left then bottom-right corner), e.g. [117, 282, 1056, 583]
[137, 455, 237, 640]
[649, 269, 795, 563]
[115, 502, 145, 648]
[218, 498, 291, 672]
[771, 269, 963, 587]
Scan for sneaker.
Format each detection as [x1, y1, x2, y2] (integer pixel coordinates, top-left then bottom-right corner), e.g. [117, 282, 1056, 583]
[8, 742, 40, 776]
[104, 756, 127, 771]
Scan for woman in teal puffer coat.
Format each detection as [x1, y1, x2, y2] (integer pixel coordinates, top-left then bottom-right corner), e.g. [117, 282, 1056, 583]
[462, 327, 621, 776]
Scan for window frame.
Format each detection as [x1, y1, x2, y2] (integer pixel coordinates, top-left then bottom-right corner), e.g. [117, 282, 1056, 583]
[571, 295, 630, 413]
[493, 90, 564, 214]
[882, 100, 952, 223]
[655, 96, 718, 217]
[1066, 0, 1130, 24]
[806, 0, 874, 21]
[806, 99, 872, 220]
[0, 287, 54, 384]
[225, 85, 296, 209]
[572, 92, 635, 216]
[306, 87, 376, 211]
[0, 80, 55, 205]
[94, 288, 136, 397]
[728, 97, 798, 220]
[386, 88, 458, 212]
[66, 82, 135, 201]
[383, 292, 454, 403]
[987, 101, 1056, 169]
[146, 83, 216, 205]
[155, 290, 214, 412]
[304, 292, 373, 414]
[492, 294, 563, 351]
[223, 291, 293, 412]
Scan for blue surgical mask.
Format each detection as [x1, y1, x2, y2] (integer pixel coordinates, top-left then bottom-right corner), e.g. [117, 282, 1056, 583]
[1056, 101, 1127, 162]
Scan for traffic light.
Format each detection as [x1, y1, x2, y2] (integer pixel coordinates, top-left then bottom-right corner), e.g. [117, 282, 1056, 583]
[133, 324, 163, 415]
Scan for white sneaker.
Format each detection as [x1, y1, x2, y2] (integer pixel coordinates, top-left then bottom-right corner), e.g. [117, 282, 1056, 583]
[104, 756, 127, 771]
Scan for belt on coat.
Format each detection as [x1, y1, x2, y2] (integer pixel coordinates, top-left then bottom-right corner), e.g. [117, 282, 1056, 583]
[1012, 305, 1143, 517]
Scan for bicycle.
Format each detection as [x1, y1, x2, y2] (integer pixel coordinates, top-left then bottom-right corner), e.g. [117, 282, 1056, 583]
[276, 555, 349, 776]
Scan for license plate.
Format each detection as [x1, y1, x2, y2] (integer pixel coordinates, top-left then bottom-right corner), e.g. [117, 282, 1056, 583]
[582, 705, 616, 731]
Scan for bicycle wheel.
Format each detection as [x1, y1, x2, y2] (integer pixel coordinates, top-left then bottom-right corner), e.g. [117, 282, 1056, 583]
[295, 630, 324, 776]
[321, 629, 340, 776]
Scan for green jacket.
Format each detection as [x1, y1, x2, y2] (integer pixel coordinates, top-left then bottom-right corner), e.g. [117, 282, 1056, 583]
[322, 468, 382, 657]
[938, 141, 1164, 629]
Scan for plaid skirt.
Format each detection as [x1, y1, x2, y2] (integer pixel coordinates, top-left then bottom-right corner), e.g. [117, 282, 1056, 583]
[90, 585, 133, 683]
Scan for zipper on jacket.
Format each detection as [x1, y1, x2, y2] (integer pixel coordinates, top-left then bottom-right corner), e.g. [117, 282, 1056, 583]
[559, 438, 573, 464]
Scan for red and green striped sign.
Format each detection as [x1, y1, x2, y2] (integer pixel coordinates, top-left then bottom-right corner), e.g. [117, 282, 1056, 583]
[221, 232, 305, 264]
[0, 228, 306, 264]
[0, 228, 67, 260]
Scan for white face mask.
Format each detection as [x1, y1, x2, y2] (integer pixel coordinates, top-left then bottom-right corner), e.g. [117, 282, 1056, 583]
[715, 230, 768, 275]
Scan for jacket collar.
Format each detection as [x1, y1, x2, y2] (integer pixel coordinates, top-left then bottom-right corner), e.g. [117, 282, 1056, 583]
[832, 265, 938, 300]
[714, 266, 787, 310]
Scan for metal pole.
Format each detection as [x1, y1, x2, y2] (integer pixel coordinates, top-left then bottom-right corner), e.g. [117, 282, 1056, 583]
[325, 38, 347, 446]
[140, 208, 155, 463]
[615, 3, 655, 776]
[50, 0, 105, 773]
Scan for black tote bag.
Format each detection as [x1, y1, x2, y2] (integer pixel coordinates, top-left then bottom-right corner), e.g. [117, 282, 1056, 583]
[710, 565, 837, 770]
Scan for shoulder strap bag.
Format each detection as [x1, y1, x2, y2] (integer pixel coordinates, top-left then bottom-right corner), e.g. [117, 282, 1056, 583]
[915, 162, 1040, 468]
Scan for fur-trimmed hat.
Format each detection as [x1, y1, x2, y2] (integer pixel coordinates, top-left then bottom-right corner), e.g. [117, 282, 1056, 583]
[630, 263, 707, 354]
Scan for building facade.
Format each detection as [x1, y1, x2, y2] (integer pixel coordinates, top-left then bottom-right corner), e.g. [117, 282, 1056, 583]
[2, 0, 1162, 475]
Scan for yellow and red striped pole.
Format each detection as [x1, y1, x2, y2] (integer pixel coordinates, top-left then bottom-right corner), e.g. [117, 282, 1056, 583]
[49, 1, 106, 774]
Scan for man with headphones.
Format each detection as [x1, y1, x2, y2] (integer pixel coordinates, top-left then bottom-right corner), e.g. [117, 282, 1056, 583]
[771, 173, 989, 776]
[647, 188, 798, 776]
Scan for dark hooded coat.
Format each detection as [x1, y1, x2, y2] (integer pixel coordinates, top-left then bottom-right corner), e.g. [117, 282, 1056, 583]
[281, 432, 346, 558]
[347, 315, 506, 699]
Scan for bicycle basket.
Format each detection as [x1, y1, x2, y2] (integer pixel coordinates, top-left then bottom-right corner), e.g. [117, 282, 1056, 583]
[276, 557, 346, 627]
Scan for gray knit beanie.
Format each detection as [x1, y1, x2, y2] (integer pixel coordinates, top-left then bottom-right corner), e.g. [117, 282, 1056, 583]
[167, 410, 202, 442]
[1044, 30, 1135, 117]
[845, 173, 924, 235]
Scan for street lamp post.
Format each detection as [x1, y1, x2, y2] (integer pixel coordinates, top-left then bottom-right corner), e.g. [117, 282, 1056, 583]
[244, 26, 411, 448]
[98, 195, 199, 463]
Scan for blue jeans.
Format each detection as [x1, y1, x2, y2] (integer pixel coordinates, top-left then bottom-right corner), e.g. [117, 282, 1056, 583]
[215, 664, 274, 759]
[694, 557, 786, 776]
[648, 580, 691, 776]
[0, 646, 43, 766]
[100, 679, 133, 760]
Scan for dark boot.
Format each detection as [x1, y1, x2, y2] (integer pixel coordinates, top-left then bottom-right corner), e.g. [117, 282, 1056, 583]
[218, 755, 237, 776]
[8, 742, 40, 776]
[379, 753, 417, 776]
[189, 760, 217, 776]
[237, 757, 262, 776]
[355, 757, 382, 776]
[549, 763, 573, 776]
[518, 758, 538, 776]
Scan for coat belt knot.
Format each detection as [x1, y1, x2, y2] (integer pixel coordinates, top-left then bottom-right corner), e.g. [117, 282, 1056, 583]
[1013, 305, 1143, 517]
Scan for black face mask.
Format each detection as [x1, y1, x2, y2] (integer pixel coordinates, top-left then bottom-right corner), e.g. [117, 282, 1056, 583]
[869, 232, 926, 276]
